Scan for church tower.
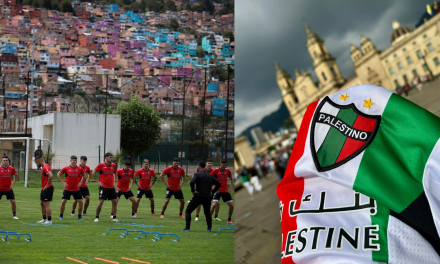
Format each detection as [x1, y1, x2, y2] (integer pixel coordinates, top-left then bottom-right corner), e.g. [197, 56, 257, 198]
[275, 61, 298, 114]
[305, 26, 344, 89]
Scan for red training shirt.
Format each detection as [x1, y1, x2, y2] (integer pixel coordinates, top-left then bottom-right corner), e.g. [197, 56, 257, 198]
[162, 166, 185, 191]
[211, 168, 232, 193]
[79, 165, 91, 187]
[41, 164, 53, 190]
[59, 165, 85, 192]
[135, 168, 156, 191]
[95, 162, 117, 189]
[117, 168, 134, 192]
[0, 166, 17, 191]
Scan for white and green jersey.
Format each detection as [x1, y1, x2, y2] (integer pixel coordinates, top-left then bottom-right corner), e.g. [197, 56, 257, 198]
[278, 84, 440, 263]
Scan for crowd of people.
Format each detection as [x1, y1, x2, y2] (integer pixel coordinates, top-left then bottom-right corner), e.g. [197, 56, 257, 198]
[395, 73, 434, 96]
[0, 153, 234, 232]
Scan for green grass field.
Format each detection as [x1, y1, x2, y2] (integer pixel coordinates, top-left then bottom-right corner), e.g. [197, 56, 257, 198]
[0, 178, 234, 264]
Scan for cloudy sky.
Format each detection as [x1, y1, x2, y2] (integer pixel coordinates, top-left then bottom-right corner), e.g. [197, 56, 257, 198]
[235, 0, 428, 135]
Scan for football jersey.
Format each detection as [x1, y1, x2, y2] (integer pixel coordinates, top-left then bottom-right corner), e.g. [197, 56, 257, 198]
[162, 166, 185, 191]
[41, 163, 53, 190]
[116, 168, 134, 192]
[135, 168, 156, 191]
[79, 165, 91, 187]
[59, 165, 84, 191]
[0, 166, 16, 191]
[211, 168, 232, 193]
[95, 162, 117, 189]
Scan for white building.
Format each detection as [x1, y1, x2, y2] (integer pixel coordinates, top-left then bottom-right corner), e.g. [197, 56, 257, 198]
[28, 113, 121, 170]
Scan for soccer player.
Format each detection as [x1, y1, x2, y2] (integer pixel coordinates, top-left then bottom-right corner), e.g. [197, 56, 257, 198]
[0, 155, 19, 219]
[195, 158, 216, 221]
[134, 159, 157, 216]
[184, 161, 221, 232]
[57, 156, 86, 220]
[210, 159, 234, 224]
[71, 156, 91, 216]
[36, 156, 54, 224]
[92, 152, 118, 222]
[159, 158, 186, 218]
[115, 161, 137, 218]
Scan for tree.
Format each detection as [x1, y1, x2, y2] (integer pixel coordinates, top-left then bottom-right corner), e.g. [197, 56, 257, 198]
[51, 0, 61, 10]
[115, 63, 125, 70]
[165, 0, 177, 11]
[284, 118, 294, 128]
[222, 31, 234, 42]
[184, 1, 191, 10]
[116, 93, 161, 167]
[196, 46, 205, 58]
[210, 66, 234, 81]
[113, 149, 123, 169]
[61, 0, 75, 14]
[169, 18, 179, 31]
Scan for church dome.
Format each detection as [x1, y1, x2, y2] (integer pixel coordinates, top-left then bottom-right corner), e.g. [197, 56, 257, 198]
[390, 21, 411, 44]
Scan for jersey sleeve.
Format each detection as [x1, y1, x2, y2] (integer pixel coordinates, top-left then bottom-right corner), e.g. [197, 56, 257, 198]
[95, 163, 102, 172]
[152, 170, 156, 177]
[113, 164, 117, 173]
[60, 166, 67, 174]
[211, 169, 218, 177]
[43, 165, 51, 175]
[162, 167, 170, 175]
[11, 167, 17, 175]
[86, 166, 91, 174]
[135, 169, 141, 177]
[181, 169, 185, 176]
[227, 170, 232, 179]
[79, 167, 85, 175]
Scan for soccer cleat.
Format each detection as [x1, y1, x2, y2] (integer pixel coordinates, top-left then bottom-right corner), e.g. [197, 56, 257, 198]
[94, 218, 99, 222]
[179, 215, 184, 218]
[37, 219, 47, 223]
[160, 215, 164, 218]
[71, 213, 75, 216]
[151, 212, 156, 216]
[207, 229, 211, 232]
[134, 212, 137, 216]
[110, 215, 113, 219]
[59, 216, 63, 220]
[195, 217, 199, 221]
[44, 220, 52, 224]
[113, 218, 119, 222]
[131, 215, 137, 219]
[214, 217, 222, 221]
[227, 221, 234, 224]
[83, 213, 88, 216]
[78, 217, 84, 220]
[183, 229, 190, 232]
[12, 216, 19, 220]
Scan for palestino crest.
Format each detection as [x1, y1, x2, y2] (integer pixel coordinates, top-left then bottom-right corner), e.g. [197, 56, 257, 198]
[310, 97, 381, 172]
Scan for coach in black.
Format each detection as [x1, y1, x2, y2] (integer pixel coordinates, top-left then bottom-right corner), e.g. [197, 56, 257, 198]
[184, 161, 221, 232]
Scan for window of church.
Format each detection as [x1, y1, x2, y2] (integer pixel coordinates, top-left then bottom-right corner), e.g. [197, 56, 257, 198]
[412, 69, 418, 77]
[434, 57, 440, 66]
[321, 72, 327, 81]
[428, 43, 434, 52]
[393, 54, 397, 58]
[394, 80, 399, 88]
[417, 50, 423, 58]
[330, 67, 337, 77]
[424, 34, 428, 39]
[423, 64, 429, 72]
[389, 68, 394, 75]
[397, 62, 403, 70]
[403, 48, 406, 52]
[385, 60, 388, 64]
[406, 56, 412, 64]
[413, 41, 417, 46]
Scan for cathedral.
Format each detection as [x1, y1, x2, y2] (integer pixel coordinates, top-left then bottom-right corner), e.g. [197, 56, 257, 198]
[276, 6, 440, 128]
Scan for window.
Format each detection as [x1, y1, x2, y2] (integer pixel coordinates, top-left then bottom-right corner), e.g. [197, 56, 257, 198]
[331, 67, 337, 77]
[434, 57, 440, 66]
[423, 64, 429, 72]
[321, 72, 327, 81]
[394, 80, 399, 88]
[417, 50, 423, 58]
[397, 62, 403, 69]
[413, 41, 416, 46]
[389, 67, 394, 75]
[412, 69, 418, 77]
[406, 56, 412, 64]
[428, 43, 434, 52]
[424, 34, 428, 39]
[403, 48, 406, 52]
[393, 54, 397, 58]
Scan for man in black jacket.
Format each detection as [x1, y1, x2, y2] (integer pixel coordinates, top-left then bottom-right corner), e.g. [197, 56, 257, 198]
[184, 161, 221, 232]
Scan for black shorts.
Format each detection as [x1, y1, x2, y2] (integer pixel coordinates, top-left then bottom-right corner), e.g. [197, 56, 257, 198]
[41, 186, 54, 202]
[117, 190, 134, 199]
[79, 186, 90, 198]
[213, 192, 233, 203]
[62, 190, 82, 200]
[0, 190, 15, 200]
[137, 189, 154, 198]
[165, 189, 184, 200]
[99, 187, 117, 200]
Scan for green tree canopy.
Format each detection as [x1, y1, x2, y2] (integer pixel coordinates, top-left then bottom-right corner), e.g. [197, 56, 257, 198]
[116, 93, 161, 166]
[61, 0, 75, 14]
[165, 0, 177, 11]
[169, 18, 179, 31]
[222, 31, 234, 42]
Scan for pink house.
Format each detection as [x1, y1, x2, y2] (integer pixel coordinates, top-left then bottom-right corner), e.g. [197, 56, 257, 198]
[41, 38, 57, 46]
[59, 49, 71, 57]
[61, 57, 76, 68]
[160, 76, 170, 86]
[89, 55, 96, 63]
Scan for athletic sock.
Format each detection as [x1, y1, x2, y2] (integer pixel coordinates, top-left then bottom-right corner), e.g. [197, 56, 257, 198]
[215, 214, 218, 218]
[48, 216, 51, 221]
[83, 211, 86, 214]
[78, 214, 82, 218]
[196, 215, 199, 217]
[13, 212, 16, 217]
[179, 212, 183, 215]
[43, 215, 47, 220]
[151, 209, 154, 213]
[71, 210, 74, 214]
[132, 212, 135, 216]
[161, 211, 164, 215]
[95, 216, 99, 219]
[228, 218, 231, 221]
[135, 209, 137, 213]
[113, 215, 116, 219]
[60, 214, 63, 218]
